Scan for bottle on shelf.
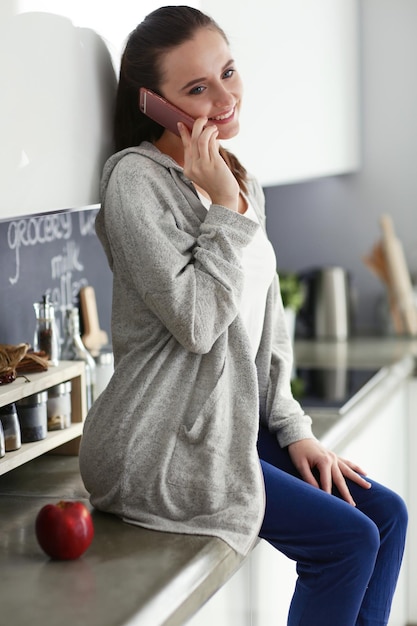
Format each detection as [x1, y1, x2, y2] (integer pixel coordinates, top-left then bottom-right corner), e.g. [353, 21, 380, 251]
[61, 308, 96, 410]
[15, 392, 48, 442]
[33, 294, 60, 366]
[0, 403, 21, 452]
[47, 381, 72, 430]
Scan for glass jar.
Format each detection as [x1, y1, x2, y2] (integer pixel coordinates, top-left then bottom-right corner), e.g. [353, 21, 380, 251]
[47, 381, 72, 430]
[61, 308, 96, 410]
[16, 392, 48, 442]
[0, 403, 21, 451]
[33, 294, 60, 366]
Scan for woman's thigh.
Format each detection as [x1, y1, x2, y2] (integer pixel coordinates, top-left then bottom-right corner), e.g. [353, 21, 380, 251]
[257, 424, 407, 561]
[258, 456, 378, 562]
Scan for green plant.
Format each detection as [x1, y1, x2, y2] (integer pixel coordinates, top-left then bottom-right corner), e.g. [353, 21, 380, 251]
[278, 271, 304, 312]
[290, 376, 305, 400]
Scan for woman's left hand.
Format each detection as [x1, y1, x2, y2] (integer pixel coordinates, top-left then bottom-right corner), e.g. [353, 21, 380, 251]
[287, 438, 372, 506]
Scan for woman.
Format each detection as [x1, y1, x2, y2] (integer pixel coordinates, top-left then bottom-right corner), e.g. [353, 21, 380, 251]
[79, 7, 407, 625]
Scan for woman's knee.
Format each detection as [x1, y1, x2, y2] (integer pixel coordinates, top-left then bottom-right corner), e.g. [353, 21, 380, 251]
[387, 489, 408, 529]
[361, 481, 408, 538]
[335, 511, 381, 582]
[380, 488, 408, 552]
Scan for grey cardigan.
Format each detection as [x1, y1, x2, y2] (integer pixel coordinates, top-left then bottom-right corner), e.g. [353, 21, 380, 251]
[79, 142, 314, 556]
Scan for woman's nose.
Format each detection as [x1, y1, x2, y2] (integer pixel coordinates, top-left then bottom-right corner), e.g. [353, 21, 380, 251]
[213, 84, 234, 108]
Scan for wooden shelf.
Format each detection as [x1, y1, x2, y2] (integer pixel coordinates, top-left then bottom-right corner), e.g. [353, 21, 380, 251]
[0, 361, 86, 476]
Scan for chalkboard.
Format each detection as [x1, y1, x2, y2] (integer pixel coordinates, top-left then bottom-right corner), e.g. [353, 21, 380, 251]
[0, 207, 112, 347]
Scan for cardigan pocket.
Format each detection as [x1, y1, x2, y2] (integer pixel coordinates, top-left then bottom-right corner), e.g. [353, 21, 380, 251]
[167, 364, 236, 511]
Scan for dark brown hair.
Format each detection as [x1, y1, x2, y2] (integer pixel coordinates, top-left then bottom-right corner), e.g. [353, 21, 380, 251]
[114, 5, 247, 193]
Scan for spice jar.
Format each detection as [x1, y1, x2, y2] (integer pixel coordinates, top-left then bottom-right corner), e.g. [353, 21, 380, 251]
[47, 381, 72, 430]
[33, 294, 60, 366]
[0, 403, 22, 451]
[16, 392, 48, 442]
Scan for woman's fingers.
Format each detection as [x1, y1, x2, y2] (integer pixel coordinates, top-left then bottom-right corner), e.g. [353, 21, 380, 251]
[338, 458, 372, 491]
[288, 439, 372, 509]
[179, 117, 239, 209]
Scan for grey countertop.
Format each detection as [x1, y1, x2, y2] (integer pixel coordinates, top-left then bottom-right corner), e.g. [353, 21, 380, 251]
[1, 336, 416, 626]
[0, 455, 245, 626]
[294, 335, 417, 369]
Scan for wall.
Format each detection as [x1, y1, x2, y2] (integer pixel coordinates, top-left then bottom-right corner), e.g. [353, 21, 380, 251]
[265, 0, 417, 333]
[0, 2, 115, 219]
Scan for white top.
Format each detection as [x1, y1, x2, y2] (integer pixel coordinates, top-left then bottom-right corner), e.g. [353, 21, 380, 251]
[198, 194, 277, 359]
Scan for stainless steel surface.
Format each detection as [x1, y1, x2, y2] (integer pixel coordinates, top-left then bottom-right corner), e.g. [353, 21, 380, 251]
[313, 267, 351, 341]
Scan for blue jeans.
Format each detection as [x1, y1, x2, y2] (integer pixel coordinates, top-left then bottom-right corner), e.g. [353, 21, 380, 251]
[257, 426, 408, 626]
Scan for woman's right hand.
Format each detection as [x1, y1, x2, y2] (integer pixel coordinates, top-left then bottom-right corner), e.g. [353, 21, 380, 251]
[178, 118, 240, 212]
[288, 438, 372, 507]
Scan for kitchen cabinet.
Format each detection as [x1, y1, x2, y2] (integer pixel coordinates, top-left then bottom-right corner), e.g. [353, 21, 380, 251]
[0, 0, 201, 221]
[185, 555, 252, 625]
[186, 538, 296, 626]
[0, 3, 114, 220]
[249, 540, 297, 626]
[0, 361, 86, 475]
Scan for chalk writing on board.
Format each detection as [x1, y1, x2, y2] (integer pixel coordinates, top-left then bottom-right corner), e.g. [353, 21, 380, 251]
[5, 209, 100, 336]
[79, 210, 97, 236]
[7, 213, 73, 285]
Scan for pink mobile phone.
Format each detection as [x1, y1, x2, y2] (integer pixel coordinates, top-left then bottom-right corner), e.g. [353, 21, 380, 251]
[139, 87, 195, 136]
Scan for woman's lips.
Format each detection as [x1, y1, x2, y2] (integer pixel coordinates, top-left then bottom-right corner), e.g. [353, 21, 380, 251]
[208, 107, 235, 124]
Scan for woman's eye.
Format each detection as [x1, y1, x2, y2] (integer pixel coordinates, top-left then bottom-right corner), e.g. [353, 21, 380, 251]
[223, 68, 235, 79]
[189, 85, 205, 95]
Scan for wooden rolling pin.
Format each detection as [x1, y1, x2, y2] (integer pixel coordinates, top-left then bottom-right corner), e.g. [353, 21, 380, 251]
[363, 240, 404, 334]
[79, 286, 108, 354]
[380, 214, 417, 336]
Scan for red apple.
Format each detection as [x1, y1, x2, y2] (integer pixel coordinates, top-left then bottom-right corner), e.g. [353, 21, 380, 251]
[35, 500, 94, 560]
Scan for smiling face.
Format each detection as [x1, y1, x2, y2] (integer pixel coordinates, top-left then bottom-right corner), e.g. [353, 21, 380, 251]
[157, 27, 243, 142]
